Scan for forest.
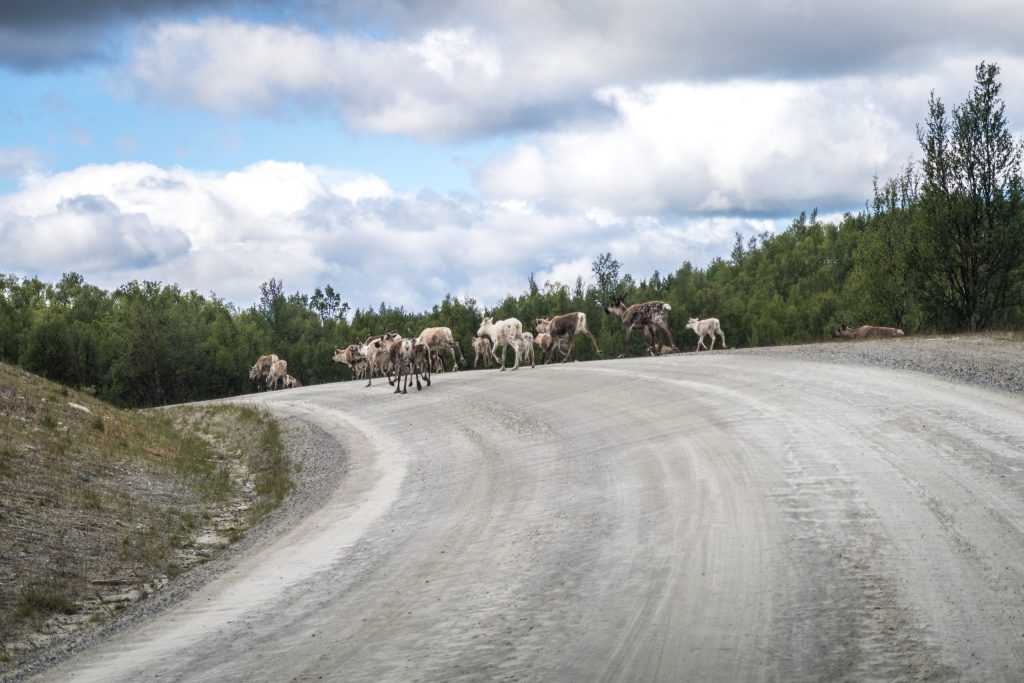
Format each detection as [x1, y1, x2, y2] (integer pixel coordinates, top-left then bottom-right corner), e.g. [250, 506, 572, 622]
[1, 62, 1021, 409]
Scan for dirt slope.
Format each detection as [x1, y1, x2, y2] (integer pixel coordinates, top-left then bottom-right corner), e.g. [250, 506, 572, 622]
[0, 364, 288, 678]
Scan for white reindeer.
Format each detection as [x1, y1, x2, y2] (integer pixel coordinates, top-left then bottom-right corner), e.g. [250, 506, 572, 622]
[472, 336, 493, 368]
[516, 331, 536, 368]
[476, 316, 526, 371]
[686, 317, 727, 351]
[266, 358, 288, 389]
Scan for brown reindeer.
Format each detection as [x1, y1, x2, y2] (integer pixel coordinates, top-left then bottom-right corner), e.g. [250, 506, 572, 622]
[410, 341, 432, 388]
[832, 324, 905, 339]
[416, 326, 466, 372]
[534, 312, 602, 363]
[604, 296, 677, 357]
[534, 332, 570, 364]
[648, 343, 676, 356]
[380, 332, 432, 393]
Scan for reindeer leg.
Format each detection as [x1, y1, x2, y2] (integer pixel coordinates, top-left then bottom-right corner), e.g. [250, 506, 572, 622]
[619, 327, 634, 358]
[661, 322, 677, 351]
[561, 337, 574, 363]
[586, 329, 603, 357]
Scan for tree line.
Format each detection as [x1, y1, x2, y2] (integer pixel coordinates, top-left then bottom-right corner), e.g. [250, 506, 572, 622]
[1, 62, 1021, 408]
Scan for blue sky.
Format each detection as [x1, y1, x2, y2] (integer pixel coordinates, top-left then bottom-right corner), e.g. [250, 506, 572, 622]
[3, 0, 1024, 313]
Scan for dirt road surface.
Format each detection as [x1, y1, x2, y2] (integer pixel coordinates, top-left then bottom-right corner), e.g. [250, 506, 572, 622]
[37, 352, 1024, 681]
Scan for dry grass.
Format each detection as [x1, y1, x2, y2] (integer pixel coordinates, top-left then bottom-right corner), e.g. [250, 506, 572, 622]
[0, 363, 291, 671]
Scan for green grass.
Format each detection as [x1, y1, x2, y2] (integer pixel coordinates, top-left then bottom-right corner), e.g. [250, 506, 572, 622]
[16, 586, 78, 620]
[252, 418, 292, 515]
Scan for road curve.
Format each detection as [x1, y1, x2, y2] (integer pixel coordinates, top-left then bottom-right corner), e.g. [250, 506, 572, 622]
[40, 354, 1024, 681]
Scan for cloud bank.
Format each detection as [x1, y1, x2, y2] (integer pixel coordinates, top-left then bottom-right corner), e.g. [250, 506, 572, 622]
[119, 3, 1024, 141]
[0, 162, 770, 311]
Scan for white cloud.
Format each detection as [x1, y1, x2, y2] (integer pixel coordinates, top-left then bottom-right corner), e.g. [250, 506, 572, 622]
[0, 193, 191, 271]
[474, 76, 931, 216]
[130, 19, 511, 141]
[0, 161, 762, 312]
[123, 3, 1024, 143]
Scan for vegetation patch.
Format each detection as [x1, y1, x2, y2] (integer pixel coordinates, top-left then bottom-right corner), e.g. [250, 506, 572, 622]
[16, 585, 79, 621]
[0, 363, 291, 675]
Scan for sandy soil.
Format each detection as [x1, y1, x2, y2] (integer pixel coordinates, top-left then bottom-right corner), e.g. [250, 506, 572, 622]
[29, 336, 1024, 681]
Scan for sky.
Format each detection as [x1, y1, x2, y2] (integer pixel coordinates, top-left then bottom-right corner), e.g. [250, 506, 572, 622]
[2, 0, 1024, 314]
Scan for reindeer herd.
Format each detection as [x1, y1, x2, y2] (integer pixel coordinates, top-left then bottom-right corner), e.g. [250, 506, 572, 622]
[248, 294, 905, 394]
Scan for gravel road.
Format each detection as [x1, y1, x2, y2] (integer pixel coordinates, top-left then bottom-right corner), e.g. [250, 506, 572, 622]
[34, 334, 1024, 681]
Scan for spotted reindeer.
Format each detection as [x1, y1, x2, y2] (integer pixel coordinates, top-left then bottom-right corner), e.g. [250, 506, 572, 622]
[604, 296, 677, 357]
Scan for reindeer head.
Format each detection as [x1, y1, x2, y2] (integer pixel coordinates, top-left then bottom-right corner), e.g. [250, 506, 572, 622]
[604, 296, 627, 316]
[476, 317, 493, 337]
[831, 324, 852, 338]
[332, 344, 363, 364]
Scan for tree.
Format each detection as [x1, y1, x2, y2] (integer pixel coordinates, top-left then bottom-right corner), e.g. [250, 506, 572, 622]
[591, 252, 622, 303]
[915, 62, 1024, 330]
[849, 167, 920, 329]
[310, 285, 348, 323]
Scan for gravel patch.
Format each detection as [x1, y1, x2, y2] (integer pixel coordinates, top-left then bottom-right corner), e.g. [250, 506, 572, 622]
[737, 332, 1024, 395]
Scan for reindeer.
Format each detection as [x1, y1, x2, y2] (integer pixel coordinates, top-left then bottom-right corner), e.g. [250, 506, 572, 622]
[534, 312, 602, 363]
[604, 295, 677, 357]
[476, 315, 527, 371]
[517, 332, 536, 368]
[266, 358, 288, 390]
[360, 333, 395, 387]
[411, 341, 433, 389]
[472, 336, 493, 368]
[382, 333, 429, 394]
[248, 353, 279, 391]
[416, 326, 467, 372]
[832, 324, 905, 339]
[686, 317, 727, 351]
[333, 345, 369, 380]
[649, 344, 676, 356]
